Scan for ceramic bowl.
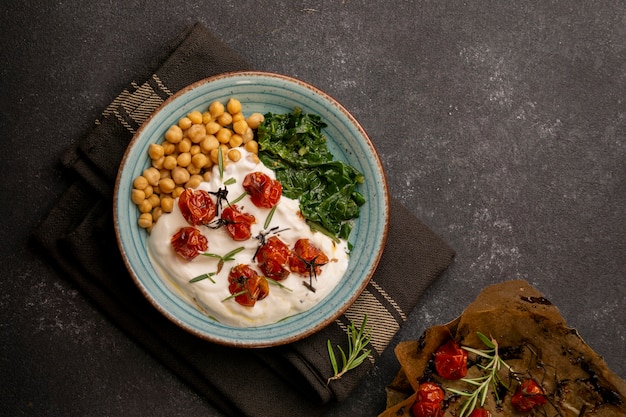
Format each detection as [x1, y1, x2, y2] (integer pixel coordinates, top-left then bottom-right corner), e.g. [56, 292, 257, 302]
[114, 71, 389, 347]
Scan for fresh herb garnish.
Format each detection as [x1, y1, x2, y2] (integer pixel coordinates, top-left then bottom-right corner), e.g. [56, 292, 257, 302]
[257, 107, 365, 240]
[447, 332, 513, 417]
[264, 205, 277, 229]
[266, 277, 292, 292]
[202, 247, 245, 274]
[218, 146, 224, 179]
[224, 177, 236, 186]
[230, 191, 246, 205]
[327, 315, 373, 384]
[189, 272, 216, 283]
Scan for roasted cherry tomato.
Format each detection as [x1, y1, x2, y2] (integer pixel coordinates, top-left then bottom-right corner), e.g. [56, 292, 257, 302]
[288, 238, 329, 276]
[255, 236, 291, 281]
[411, 382, 444, 417]
[178, 188, 216, 226]
[227, 264, 269, 307]
[242, 171, 282, 208]
[170, 227, 208, 261]
[468, 409, 491, 417]
[221, 205, 255, 241]
[416, 382, 445, 403]
[511, 379, 547, 412]
[434, 339, 468, 380]
[411, 401, 443, 417]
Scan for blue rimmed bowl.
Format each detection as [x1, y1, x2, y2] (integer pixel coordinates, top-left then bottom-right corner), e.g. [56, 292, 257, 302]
[113, 71, 389, 347]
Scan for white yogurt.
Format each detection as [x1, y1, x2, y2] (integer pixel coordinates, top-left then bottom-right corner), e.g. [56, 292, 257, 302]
[147, 149, 350, 327]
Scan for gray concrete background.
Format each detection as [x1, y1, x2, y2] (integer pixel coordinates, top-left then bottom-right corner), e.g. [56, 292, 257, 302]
[1, 1, 624, 416]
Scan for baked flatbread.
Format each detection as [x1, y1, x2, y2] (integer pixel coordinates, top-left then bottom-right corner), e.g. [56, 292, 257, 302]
[380, 280, 626, 416]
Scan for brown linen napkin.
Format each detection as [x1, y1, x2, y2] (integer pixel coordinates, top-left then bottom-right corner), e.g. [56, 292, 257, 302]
[33, 22, 455, 417]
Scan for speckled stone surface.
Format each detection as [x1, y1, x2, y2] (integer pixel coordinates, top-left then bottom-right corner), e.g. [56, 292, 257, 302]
[1, 1, 624, 416]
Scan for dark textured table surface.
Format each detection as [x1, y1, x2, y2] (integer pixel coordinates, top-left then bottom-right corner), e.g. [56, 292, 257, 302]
[2, 1, 624, 416]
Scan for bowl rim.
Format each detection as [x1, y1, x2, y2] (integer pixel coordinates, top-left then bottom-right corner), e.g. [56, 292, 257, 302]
[113, 70, 390, 347]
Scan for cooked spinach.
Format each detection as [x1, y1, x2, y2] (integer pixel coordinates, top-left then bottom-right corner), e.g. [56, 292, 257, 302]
[257, 107, 365, 241]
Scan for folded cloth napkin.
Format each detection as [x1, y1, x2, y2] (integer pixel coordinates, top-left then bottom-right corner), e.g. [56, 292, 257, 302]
[33, 22, 455, 417]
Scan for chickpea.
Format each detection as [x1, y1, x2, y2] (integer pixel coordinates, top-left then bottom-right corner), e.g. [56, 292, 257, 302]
[138, 213, 153, 228]
[152, 207, 163, 222]
[177, 152, 192, 168]
[143, 185, 153, 198]
[177, 138, 192, 153]
[202, 171, 212, 182]
[200, 135, 219, 153]
[133, 176, 149, 190]
[165, 125, 183, 144]
[163, 155, 177, 170]
[138, 199, 152, 213]
[162, 141, 176, 155]
[187, 123, 206, 143]
[244, 140, 259, 154]
[242, 127, 254, 144]
[249, 153, 260, 164]
[178, 116, 192, 130]
[191, 153, 208, 169]
[216, 127, 232, 144]
[228, 149, 242, 162]
[205, 121, 221, 135]
[143, 167, 160, 186]
[186, 174, 203, 189]
[233, 119, 249, 135]
[190, 144, 201, 156]
[148, 143, 165, 160]
[217, 112, 233, 127]
[160, 169, 171, 179]
[161, 196, 174, 213]
[229, 134, 243, 148]
[231, 112, 245, 123]
[187, 110, 203, 125]
[187, 164, 201, 175]
[209, 100, 224, 118]
[148, 194, 160, 208]
[151, 156, 165, 170]
[202, 111, 213, 124]
[227, 98, 242, 115]
[172, 186, 185, 199]
[171, 166, 190, 184]
[246, 113, 264, 129]
[131, 189, 146, 205]
[159, 178, 176, 194]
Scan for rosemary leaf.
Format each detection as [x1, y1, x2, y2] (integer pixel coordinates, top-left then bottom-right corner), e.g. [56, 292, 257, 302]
[326, 315, 373, 384]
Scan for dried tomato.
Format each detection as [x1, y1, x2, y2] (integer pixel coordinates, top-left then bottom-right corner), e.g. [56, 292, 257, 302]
[170, 227, 208, 261]
[468, 409, 491, 417]
[255, 236, 291, 281]
[411, 382, 444, 417]
[178, 188, 216, 226]
[434, 339, 468, 380]
[288, 238, 329, 276]
[511, 379, 547, 412]
[221, 205, 255, 241]
[242, 171, 282, 208]
[227, 264, 269, 307]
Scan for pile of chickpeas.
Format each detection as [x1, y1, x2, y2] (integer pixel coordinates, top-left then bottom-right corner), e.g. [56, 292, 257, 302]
[131, 97, 264, 232]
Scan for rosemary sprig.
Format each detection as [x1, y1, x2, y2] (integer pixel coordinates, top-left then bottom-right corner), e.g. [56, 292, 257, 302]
[230, 191, 246, 205]
[264, 205, 278, 229]
[266, 277, 292, 291]
[447, 332, 513, 417]
[189, 272, 216, 283]
[218, 146, 224, 179]
[202, 247, 244, 274]
[326, 315, 373, 384]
